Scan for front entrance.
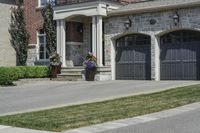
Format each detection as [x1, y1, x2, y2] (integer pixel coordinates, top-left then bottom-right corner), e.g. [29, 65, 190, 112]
[160, 30, 200, 80]
[116, 34, 151, 80]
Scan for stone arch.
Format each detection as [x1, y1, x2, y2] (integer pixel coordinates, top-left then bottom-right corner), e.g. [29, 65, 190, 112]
[155, 29, 200, 80]
[111, 32, 151, 42]
[155, 28, 200, 38]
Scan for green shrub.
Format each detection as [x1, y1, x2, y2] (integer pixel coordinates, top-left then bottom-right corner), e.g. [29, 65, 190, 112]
[0, 68, 13, 86]
[0, 66, 50, 86]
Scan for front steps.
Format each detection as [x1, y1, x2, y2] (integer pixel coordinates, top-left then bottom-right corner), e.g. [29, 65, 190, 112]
[56, 67, 84, 81]
[54, 66, 112, 81]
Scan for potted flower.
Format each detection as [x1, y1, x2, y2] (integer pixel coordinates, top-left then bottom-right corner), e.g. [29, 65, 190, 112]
[49, 52, 62, 78]
[83, 52, 97, 81]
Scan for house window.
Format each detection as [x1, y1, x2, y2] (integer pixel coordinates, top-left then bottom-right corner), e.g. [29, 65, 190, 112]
[38, 0, 48, 7]
[38, 29, 49, 60]
[38, 0, 55, 7]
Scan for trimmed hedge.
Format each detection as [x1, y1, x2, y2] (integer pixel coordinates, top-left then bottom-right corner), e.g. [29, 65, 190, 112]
[0, 66, 50, 86]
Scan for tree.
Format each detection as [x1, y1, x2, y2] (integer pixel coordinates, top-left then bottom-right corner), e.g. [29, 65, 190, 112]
[43, 2, 57, 56]
[9, 2, 29, 66]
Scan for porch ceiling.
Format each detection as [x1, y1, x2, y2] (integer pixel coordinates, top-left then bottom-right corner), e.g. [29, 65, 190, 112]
[53, 0, 121, 20]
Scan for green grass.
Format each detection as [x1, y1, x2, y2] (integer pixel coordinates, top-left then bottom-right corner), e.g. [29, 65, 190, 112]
[0, 84, 200, 132]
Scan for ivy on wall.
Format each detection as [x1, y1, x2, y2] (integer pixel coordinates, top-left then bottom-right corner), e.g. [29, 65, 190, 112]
[43, 2, 57, 56]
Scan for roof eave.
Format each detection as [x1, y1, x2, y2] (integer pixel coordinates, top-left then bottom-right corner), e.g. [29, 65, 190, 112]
[108, 1, 200, 17]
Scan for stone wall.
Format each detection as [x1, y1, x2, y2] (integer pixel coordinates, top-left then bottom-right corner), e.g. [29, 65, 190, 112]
[26, 46, 37, 66]
[0, 0, 16, 66]
[104, 7, 200, 80]
[66, 17, 91, 66]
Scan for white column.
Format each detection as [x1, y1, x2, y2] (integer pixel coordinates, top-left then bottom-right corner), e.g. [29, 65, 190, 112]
[56, 19, 66, 67]
[155, 37, 160, 81]
[92, 16, 97, 56]
[56, 20, 61, 56]
[96, 16, 103, 67]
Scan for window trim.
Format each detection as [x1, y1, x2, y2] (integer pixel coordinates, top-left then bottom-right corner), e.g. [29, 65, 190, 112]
[37, 30, 48, 61]
[38, 0, 48, 7]
[38, 0, 55, 7]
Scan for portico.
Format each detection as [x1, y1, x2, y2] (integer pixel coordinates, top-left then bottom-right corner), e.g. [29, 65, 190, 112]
[54, 1, 120, 68]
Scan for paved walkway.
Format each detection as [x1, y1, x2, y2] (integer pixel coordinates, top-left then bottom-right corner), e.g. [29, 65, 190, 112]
[0, 80, 199, 116]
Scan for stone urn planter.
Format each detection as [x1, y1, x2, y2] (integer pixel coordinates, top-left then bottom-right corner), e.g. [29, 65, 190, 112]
[51, 64, 61, 78]
[49, 52, 62, 79]
[85, 68, 96, 81]
[83, 53, 97, 81]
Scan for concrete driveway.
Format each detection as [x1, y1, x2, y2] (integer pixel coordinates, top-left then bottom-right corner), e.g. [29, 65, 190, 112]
[0, 80, 199, 116]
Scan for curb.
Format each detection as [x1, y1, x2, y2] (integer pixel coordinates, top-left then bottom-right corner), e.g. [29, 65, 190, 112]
[62, 102, 200, 133]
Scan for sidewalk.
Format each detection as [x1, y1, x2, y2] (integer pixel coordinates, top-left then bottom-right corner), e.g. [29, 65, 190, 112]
[0, 125, 55, 133]
[1, 102, 200, 133]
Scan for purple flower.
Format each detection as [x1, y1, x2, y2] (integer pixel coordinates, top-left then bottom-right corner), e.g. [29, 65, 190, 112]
[84, 60, 96, 69]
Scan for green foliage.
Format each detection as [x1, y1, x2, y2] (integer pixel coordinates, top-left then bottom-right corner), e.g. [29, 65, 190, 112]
[49, 52, 62, 66]
[9, 4, 29, 66]
[43, 3, 57, 55]
[0, 66, 50, 86]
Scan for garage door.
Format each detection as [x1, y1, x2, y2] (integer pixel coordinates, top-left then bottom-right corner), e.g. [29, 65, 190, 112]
[160, 30, 200, 80]
[116, 34, 151, 80]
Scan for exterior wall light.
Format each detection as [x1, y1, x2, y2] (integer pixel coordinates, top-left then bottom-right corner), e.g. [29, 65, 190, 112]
[173, 11, 180, 26]
[124, 16, 132, 30]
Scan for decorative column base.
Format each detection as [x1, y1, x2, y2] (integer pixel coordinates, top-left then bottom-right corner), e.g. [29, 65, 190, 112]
[94, 67, 112, 81]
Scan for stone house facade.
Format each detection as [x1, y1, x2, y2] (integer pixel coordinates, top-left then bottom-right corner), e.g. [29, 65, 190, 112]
[15, 0, 200, 81]
[0, 0, 16, 66]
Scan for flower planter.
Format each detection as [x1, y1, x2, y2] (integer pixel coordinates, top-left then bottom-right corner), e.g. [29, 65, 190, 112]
[51, 64, 61, 78]
[85, 68, 96, 81]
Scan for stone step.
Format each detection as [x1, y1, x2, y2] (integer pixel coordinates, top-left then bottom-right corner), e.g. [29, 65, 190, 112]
[56, 74, 84, 81]
[56, 67, 85, 81]
[59, 73, 82, 76]
[62, 66, 84, 69]
[61, 69, 84, 73]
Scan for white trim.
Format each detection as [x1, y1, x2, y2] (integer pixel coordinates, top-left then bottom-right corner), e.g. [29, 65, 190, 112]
[155, 36, 160, 81]
[92, 16, 97, 56]
[66, 42, 83, 45]
[96, 15, 103, 67]
[61, 20, 66, 67]
[37, 30, 48, 61]
[111, 39, 116, 80]
[57, 20, 66, 67]
[53, 1, 121, 20]
[38, 0, 47, 8]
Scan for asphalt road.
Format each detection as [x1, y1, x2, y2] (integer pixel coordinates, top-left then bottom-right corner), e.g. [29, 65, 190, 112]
[0, 80, 199, 116]
[99, 105, 200, 133]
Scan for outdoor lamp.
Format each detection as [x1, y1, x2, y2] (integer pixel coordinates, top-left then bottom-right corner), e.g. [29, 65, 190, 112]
[124, 16, 132, 30]
[173, 11, 180, 26]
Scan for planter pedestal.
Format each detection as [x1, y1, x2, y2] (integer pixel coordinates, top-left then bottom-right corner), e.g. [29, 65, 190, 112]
[94, 67, 112, 81]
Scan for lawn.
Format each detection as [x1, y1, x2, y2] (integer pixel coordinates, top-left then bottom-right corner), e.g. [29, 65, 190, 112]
[0, 84, 200, 132]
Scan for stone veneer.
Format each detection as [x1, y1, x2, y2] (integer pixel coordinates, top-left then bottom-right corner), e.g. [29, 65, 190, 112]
[66, 18, 91, 67]
[104, 7, 200, 80]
